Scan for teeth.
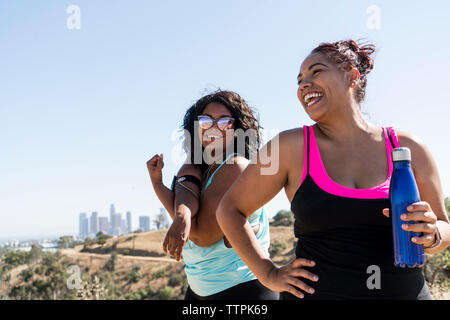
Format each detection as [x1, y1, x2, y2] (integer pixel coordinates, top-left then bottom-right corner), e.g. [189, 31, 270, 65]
[304, 92, 323, 103]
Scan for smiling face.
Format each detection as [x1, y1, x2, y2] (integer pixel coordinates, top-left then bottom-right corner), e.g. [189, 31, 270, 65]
[297, 52, 357, 122]
[197, 102, 235, 152]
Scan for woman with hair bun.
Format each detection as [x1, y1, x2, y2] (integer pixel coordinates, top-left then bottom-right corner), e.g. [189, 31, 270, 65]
[217, 40, 450, 300]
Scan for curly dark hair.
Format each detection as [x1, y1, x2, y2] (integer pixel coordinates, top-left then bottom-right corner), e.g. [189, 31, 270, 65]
[181, 90, 262, 175]
[311, 39, 376, 103]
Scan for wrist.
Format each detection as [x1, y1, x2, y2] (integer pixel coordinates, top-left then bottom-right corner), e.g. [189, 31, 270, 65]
[260, 261, 278, 287]
[175, 210, 191, 219]
[151, 177, 164, 187]
[424, 227, 442, 251]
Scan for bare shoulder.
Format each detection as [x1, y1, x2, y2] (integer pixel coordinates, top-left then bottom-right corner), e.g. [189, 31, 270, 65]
[278, 127, 305, 145]
[219, 155, 249, 175]
[396, 130, 430, 158]
[177, 160, 202, 179]
[276, 127, 305, 164]
[396, 130, 435, 173]
[261, 127, 304, 157]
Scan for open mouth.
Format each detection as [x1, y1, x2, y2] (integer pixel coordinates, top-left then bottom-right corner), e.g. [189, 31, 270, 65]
[205, 134, 223, 143]
[303, 92, 324, 107]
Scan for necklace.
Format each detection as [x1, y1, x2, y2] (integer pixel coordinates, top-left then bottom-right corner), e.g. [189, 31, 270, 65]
[203, 163, 217, 185]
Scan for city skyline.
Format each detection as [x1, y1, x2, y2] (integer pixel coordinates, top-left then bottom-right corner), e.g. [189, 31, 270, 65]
[0, 204, 169, 242]
[2, 1, 449, 239]
[78, 204, 170, 239]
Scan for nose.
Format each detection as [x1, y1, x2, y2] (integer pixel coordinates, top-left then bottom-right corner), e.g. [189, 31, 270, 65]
[299, 80, 312, 93]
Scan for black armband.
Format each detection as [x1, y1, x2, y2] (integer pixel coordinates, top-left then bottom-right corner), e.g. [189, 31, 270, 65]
[171, 175, 202, 191]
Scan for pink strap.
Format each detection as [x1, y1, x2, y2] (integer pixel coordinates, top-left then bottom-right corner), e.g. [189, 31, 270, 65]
[298, 126, 308, 187]
[387, 127, 400, 148]
[307, 126, 392, 199]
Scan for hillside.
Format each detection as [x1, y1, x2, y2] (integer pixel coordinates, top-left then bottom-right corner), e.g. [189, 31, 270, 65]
[1, 226, 448, 300]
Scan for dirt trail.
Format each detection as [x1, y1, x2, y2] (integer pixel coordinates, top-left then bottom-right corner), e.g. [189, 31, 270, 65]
[59, 248, 180, 264]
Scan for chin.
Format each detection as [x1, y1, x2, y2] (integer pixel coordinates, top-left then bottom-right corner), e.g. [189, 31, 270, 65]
[304, 108, 325, 123]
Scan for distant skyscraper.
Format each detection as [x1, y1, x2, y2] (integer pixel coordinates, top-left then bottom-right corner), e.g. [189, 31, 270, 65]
[98, 217, 110, 234]
[112, 213, 122, 236]
[109, 204, 116, 227]
[121, 219, 127, 235]
[90, 211, 99, 236]
[79, 213, 89, 238]
[126, 211, 132, 234]
[139, 216, 150, 232]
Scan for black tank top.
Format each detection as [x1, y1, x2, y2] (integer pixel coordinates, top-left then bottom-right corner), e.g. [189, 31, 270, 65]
[285, 126, 426, 300]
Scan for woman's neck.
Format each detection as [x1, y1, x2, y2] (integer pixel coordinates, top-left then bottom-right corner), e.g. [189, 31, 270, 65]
[315, 102, 379, 144]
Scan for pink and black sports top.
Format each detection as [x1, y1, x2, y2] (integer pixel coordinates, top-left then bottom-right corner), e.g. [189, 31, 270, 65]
[285, 125, 429, 300]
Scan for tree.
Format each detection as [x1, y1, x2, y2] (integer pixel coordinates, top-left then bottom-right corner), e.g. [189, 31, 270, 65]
[96, 232, 111, 247]
[154, 212, 170, 230]
[271, 210, 295, 226]
[58, 236, 74, 249]
[8, 252, 76, 300]
[82, 237, 96, 250]
[3, 251, 29, 267]
[103, 252, 117, 272]
[28, 245, 43, 263]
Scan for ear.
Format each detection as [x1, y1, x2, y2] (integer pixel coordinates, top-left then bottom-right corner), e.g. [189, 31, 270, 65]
[348, 67, 361, 88]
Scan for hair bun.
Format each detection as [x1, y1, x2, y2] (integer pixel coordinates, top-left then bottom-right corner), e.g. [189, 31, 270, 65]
[311, 39, 376, 103]
[347, 40, 360, 54]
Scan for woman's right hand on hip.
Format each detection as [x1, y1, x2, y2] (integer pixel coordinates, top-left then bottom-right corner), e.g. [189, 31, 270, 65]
[264, 258, 319, 299]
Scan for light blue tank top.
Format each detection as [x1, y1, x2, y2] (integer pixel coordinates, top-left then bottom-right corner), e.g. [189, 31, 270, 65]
[182, 153, 271, 297]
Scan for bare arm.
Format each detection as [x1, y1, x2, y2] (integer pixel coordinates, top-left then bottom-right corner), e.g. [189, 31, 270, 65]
[217, 132, 318, 299]
[147, 154, 201, 220]
[173, 163, 202, 220]
[399, 131, 450, 254]
[162, 162, 202, 260]
[147, 154, 175, 216]
[188, 156, 249, 247]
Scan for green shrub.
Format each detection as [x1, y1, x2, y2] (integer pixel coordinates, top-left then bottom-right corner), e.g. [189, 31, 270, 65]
[158, 286, 174, 300]
[132, 264, 141, 273]
[168, 274, 183, 287]
[34, 265, 45, 275]
[269, 240, 288, 256]
[152, 269, 166, 279]
[125, 292, 142, 300]
[424, 248, 450, 290]
[103, 252, 117, 272]
[4, 251, 30, 267]
[20, 268, 34, 282]
[181, 276, 189, 294]
[271, 210, 295, 226]
[165, 264, 173, 271]
[127, 271, 142, 283]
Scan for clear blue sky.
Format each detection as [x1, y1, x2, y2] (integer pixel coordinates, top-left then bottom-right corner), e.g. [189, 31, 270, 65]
[1, 1, 449, 239]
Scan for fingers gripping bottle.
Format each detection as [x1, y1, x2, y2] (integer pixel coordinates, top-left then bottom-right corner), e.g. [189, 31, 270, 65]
[389, 147, 424, 268]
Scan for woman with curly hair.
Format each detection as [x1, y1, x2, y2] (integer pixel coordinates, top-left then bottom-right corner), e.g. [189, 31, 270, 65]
[147, 90, 278, 300]
[217, 40, 450, 300]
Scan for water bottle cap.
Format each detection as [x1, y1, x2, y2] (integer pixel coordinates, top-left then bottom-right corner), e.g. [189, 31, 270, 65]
[392, 147, 411, 162]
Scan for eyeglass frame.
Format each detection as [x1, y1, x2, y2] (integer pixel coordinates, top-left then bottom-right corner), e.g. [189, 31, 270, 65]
[196, 115, 235, 130]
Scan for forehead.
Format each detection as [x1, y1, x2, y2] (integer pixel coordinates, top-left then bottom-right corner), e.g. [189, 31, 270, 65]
[298, 52, 331, 75]
[202, 102, 232, 116]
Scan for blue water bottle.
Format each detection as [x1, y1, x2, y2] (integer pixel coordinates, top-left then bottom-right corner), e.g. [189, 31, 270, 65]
[389, 147, 424, 268]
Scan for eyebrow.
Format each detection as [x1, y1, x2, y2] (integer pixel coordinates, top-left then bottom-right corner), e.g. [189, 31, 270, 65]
[297, 62, 328, 79]
[201, 113, 232, 118]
